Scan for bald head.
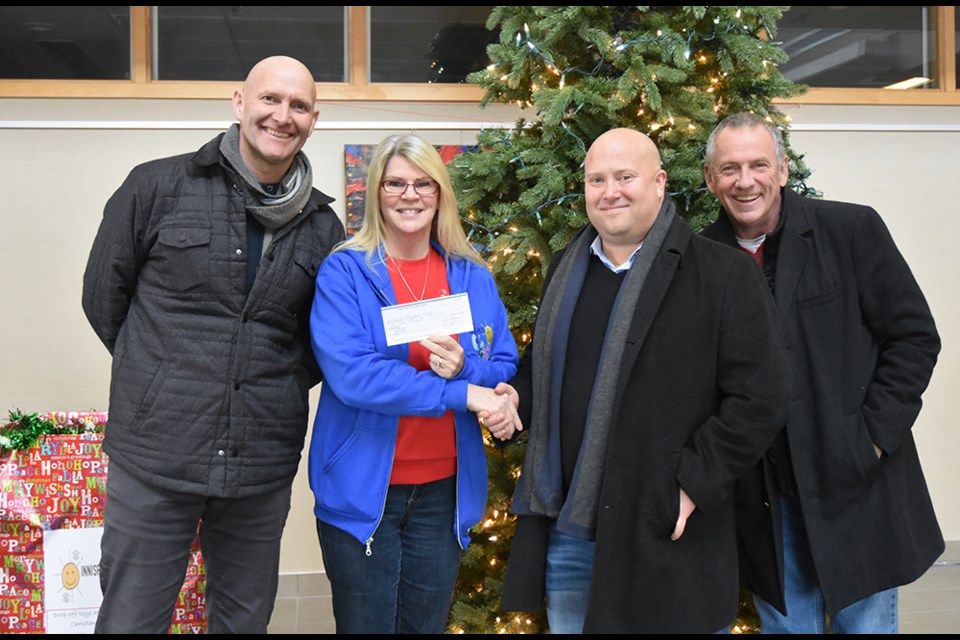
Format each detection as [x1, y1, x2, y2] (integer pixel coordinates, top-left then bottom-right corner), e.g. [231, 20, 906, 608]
[587, 128, 662, 174]
[232, 56, 319, 183]
[243, 56, 317, 105]
[583, 128, 667, 266]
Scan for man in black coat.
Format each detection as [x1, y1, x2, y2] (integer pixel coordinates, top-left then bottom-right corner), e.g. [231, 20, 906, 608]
[702, 112, 943, 633]
[494, 128, 790, 633]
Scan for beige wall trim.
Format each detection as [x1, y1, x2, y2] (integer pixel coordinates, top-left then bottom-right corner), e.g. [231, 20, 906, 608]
[0, 119, 516, 131]
[3, 120, 960, 133]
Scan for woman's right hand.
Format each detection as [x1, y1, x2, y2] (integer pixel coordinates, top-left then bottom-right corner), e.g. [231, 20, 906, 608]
[466, 384, 522, 441]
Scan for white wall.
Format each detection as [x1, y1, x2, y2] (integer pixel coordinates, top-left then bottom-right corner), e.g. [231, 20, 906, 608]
[782, 104, 960, 542]
[0, 97, 520, 574]
[1, 99, 957, 575]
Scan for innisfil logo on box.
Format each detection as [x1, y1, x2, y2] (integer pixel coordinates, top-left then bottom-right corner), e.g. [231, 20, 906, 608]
[52, 547, 98, 602]
[44, 528, 104, 633]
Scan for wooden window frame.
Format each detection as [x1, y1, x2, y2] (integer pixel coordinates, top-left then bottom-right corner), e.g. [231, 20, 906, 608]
[0, 6, 956, 105]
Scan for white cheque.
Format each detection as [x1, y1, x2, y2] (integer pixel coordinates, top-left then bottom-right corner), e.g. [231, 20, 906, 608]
[381, 293, 474, 346]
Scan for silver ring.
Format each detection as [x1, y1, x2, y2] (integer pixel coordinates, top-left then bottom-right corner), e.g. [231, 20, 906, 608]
[436, 358, 443, 369]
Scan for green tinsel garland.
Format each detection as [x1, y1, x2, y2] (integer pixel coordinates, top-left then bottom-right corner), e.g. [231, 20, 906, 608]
[0, 409, 77, 453]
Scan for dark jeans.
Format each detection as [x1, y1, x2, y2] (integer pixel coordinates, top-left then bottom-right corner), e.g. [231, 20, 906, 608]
[95, 461, 292, 633]
[318, 475, 462, 634]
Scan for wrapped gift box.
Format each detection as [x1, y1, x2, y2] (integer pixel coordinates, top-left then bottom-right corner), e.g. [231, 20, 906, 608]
[0, 412, 205, 633]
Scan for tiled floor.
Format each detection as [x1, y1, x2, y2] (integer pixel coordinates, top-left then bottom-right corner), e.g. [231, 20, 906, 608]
[268, 542, 960, 633]
[266, 572, 335, 635]
[900, 542, 960, 633]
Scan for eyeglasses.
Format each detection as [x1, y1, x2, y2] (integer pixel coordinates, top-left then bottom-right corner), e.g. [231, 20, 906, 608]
[380, 179, 440, 196]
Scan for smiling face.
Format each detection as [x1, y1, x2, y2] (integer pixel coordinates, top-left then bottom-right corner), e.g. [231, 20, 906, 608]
[705, 124, 789, 239]
[584, 128, 667, 265]
[379, 155, 439, 256]
[61, 562, 80, 590]
[232, 56, 319, 183]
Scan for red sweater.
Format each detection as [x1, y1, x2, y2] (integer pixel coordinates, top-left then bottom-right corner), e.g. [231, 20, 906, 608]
[386, 248, 457, 484]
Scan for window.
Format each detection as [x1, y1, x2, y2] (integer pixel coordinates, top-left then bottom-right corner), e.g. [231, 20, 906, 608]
[368, 6, 495, 83]
[0, 7, 130, 80]
[0, 6, 957, 104]
[778, 6, 936, 89]
[154, 6, 345, 82]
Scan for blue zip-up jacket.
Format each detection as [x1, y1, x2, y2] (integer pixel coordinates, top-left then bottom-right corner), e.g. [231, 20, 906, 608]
[308, 244, 518, 549]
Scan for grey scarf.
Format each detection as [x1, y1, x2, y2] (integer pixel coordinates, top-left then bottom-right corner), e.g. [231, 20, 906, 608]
[219, 123, 313, 231]
[514, 199, 677, 539]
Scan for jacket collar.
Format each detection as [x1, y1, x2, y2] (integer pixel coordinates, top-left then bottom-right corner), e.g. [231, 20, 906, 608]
[191, 131, 335, 209]
[771, 188, 813, 323]
[620, 212, 690, 349]
[708, 188, 814, 328]
[343, 240, 470, 306]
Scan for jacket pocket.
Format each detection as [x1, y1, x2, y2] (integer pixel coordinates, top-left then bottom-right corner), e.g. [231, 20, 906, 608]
[317, 426, 392, 523]
[629, 450, 684, 535]
[132, 361, 170, 428]
[157, 225, 211, 292]
[294, 248, 323, 299]
[811, 410, 880, 506]
[270, 244, 323, 315]
[797, 286, 841, 310]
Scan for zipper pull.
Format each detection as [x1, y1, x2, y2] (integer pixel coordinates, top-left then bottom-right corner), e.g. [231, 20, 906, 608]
[365, 536, 374, 557]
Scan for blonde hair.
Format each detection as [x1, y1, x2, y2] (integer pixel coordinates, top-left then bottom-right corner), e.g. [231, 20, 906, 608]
[337, 133, 484, 266]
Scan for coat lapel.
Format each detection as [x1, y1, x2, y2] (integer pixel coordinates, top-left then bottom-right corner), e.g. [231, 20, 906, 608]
[617, 216, 688, 385]
[773, 190, 813, 327]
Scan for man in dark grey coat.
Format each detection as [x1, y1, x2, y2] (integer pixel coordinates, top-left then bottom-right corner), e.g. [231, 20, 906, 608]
[82, 56, 344, 633]
[702, 112, 942, 633]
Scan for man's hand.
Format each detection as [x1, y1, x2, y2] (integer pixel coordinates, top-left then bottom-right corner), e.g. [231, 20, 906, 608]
[671, 487, 697, 541]
[494, 382, 520, 409]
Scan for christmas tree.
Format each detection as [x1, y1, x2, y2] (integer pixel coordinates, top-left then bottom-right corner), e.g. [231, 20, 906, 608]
[448, 6, 811, 634]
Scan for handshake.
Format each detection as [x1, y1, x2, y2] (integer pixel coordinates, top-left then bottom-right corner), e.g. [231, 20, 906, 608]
[466, 382, 521, 442]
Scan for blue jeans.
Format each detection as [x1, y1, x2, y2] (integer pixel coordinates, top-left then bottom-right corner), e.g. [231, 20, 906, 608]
[754, 495, 898, 634]
[544, 525, 731, 634]
[545, 525, 595, 634]
[318, 476, 462, 634]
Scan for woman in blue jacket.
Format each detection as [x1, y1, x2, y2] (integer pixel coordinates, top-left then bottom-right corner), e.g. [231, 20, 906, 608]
[308, 133, 520, 634]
